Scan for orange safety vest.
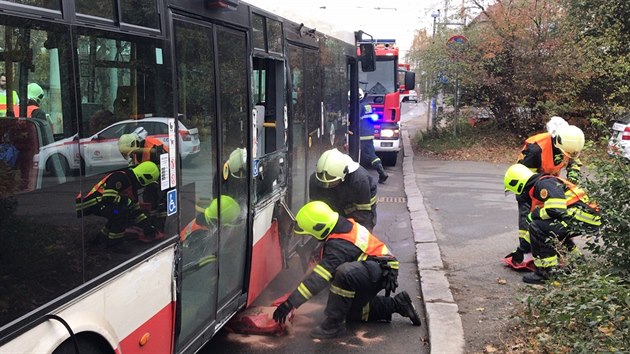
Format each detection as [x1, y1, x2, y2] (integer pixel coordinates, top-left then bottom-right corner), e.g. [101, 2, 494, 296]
[179, 218, 209, 241]
[529, 175, 598, 211]
[327, 219, 395, 260]
[520, 132, 569, 176]
[75, 171, 135, 216]
[0, 91, 19, 116]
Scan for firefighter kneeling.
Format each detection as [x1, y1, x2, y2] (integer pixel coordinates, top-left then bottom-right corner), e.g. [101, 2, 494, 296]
[272, 201, 421, 339]
[504, 164, 601, 284]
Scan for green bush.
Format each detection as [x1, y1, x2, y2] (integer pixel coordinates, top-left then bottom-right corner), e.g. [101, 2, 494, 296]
[581, 140, 630, 276]
[523, 263, 630, 352]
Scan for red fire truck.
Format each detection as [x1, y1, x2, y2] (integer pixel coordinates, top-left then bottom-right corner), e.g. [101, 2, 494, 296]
[359, 39, 415, 166]
[398, 63, 418, 102]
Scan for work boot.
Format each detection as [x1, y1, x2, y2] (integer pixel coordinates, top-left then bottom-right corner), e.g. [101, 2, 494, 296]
[393, 291, 422, 326]
[522, 267, 557, 284]
[310, 318, 346, 339]
[376, 164, 389, 184]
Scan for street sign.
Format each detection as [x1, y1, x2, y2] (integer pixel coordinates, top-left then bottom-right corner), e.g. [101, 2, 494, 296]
[446, 35, 468, 59]
[167, 189, 177, 216]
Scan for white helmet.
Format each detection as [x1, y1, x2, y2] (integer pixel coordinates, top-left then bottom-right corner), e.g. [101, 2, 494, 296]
[315, 148, 359, 187]
[347, 88, 365, 101]
[554, 125, 585, 158]
[546, 116, 569, 138]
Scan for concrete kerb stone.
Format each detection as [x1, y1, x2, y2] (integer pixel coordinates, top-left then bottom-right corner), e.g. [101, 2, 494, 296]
[402, 130, 464, 354]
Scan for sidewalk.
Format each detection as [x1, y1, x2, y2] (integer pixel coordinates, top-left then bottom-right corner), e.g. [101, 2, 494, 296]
[402, 129, 465, 354]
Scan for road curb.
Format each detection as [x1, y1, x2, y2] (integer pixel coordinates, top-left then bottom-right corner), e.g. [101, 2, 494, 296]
[402, 130, 465, 354]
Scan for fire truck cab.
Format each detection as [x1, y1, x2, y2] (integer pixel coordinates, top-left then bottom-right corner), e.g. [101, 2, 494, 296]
[358, 39, 415, 166]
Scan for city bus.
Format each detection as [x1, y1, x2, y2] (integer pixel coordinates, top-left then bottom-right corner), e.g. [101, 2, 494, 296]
[0, 0, 370, 352]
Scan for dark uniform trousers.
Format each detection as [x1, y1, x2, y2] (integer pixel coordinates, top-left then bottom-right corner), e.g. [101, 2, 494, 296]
[529, 209, 599, 262]
[325, 261, 396, 323]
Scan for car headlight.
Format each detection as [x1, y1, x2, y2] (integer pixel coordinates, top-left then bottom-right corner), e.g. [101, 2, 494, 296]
[380, 129, 399, 138]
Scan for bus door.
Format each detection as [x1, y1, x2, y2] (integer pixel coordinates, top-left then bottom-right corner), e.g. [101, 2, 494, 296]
[287, 45, 320, 212]
[173, 18, 249, 352]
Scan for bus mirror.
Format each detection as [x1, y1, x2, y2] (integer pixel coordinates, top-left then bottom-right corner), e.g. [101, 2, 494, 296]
[404, 71, 416, 92]
[359, 43, 376, 72]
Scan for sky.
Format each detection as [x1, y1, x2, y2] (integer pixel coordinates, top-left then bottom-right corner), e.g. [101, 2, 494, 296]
[244, 0, 449, 59]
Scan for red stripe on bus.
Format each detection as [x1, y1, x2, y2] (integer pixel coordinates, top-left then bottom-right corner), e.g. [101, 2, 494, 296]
[247, 221, 282, 306]
[117, 301, 175, 353]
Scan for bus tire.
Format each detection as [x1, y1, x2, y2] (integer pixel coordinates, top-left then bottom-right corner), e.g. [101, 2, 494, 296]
[52, 334, 113, 354]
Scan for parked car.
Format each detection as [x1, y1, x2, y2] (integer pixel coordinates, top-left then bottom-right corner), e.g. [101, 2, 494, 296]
[400, 90, 418, 103]
[35, 117, 200, 177]
[608, 115, 630, 161]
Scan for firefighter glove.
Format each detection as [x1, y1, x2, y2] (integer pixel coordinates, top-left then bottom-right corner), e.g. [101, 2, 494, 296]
[272, 300, 293, 324]
[382, 268, 399, 295]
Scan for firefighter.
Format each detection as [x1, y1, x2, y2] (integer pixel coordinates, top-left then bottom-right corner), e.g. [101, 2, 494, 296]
[504, 123, 586, 269]
[180, 196, 241, 274]
[76, 161, 165, 253]
[118, 127, 168, 166]
[358, 88, 388, 183]
[503, 164, 600, 284]
[272, 201, 421, 339]
[118, 127, 169, 233]
[309, 148, 378, 231]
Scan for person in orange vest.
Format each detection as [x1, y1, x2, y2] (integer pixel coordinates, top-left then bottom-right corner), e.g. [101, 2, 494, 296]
[76, 161, 165, 253]
[118, 127, 168, 166]
[118, 127, 169, 232]
[504, 164, 600, 284]
[272, 201, 421, 339]
[0, 73, 19, 117]
[503, 122, 586, 270]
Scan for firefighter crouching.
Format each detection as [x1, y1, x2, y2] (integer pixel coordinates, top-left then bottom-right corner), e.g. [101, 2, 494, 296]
[272, 201, 421, 339]
[76, 161, 165, 253]
[309, 148, 378, 231]
[503, 164, 601, 284]
[118, 127, 169, 232]
[505, 122, 586, 269]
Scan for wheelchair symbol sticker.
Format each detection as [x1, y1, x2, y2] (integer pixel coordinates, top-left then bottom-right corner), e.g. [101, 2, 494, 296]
[167, 189, 177, 216]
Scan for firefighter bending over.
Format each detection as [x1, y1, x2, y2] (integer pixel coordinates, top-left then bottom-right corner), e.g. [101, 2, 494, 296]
[503, 164, 600, 284]
[76, 161, 165, 253]
[504, 122, 585, 269]
[309, 148, 378, 231]
[272, 201, 421, 339]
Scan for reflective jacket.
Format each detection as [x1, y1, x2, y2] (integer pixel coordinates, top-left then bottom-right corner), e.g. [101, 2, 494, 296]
[287, 219, 398, 308]
[528, 175, 600, 226]
[0, 90, 19, 116]
[309, 166, 377, 227]
[75, 169, 136, 217]
[518, 132, 569, 176]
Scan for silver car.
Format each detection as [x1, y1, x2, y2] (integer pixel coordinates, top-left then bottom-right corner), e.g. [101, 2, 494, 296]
[35, 117, 200, 177]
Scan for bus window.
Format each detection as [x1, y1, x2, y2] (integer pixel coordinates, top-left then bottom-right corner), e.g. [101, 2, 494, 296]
[120, 0, 160, 29]
[4, 0, 60, 10]
[75, 0, 114, 20]
[0, 20, 79, 329]
[174, 19, 219, 348]
[217, 26, 248, 306]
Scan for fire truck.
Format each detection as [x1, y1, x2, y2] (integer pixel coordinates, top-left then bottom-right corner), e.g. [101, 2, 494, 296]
[398, 63, 418, 102]
[359, 39, 415, 166]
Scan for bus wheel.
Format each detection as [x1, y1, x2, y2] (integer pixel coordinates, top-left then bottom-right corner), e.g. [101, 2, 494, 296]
[52, 334, 113, 354]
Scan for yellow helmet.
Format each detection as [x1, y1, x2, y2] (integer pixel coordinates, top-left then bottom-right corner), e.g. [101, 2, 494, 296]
[204, 195, 241, 225]
[294, 201, 339, 240]
[554, 125, 585, 158]
[132, 161, 160, 186]
[504, 164, 535, 195]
